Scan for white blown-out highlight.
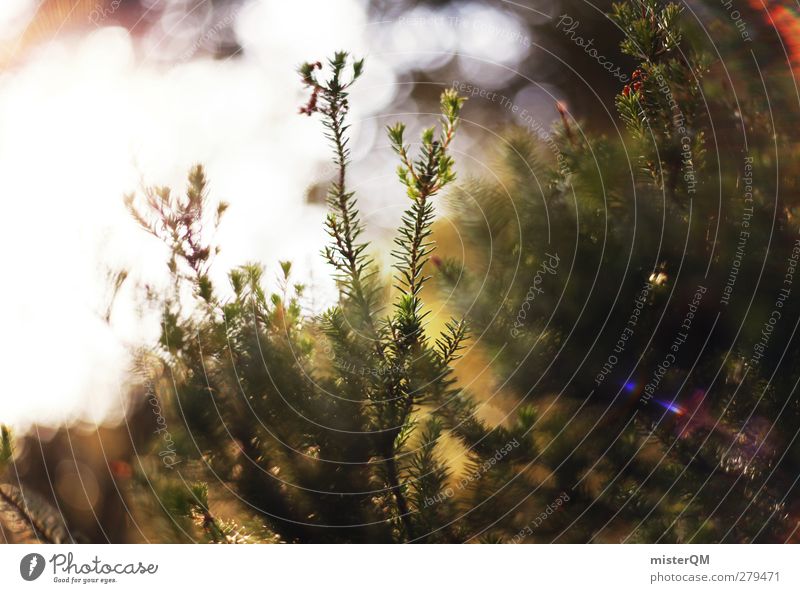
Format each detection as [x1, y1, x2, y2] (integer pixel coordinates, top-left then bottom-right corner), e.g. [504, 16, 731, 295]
[0, 0, 397, 429]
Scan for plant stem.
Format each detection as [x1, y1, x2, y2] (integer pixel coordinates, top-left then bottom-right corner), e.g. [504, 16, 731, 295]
[384, 455, 415, 540]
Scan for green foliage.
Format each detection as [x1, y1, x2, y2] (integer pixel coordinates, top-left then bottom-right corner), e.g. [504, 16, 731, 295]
[160, 481, 231, 543]
[612, 0, 683, 60]
[611, 0, 709, 198]
[116, 0, 800, 543]
[124, 52, 538, 543]
[300, 53, 534, 542]
[440, 0, 800, 543]
[0, 425, 12, 468]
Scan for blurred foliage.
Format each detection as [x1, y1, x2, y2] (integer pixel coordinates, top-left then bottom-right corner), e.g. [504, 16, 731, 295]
[439, 0, 800, 542]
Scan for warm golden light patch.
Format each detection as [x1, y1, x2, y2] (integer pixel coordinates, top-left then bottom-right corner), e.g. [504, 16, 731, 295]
[0, 0, 100, 67]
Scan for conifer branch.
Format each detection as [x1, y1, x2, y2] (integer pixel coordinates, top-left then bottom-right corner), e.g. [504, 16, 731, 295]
[300, 54, 381, 339]
[0, 484, 74, 544]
